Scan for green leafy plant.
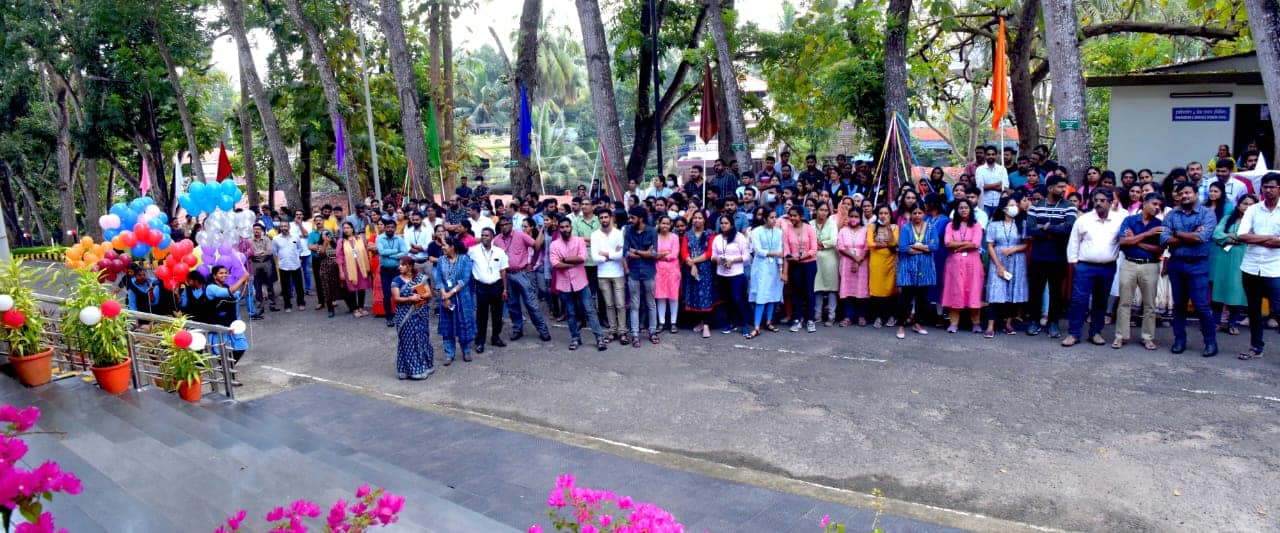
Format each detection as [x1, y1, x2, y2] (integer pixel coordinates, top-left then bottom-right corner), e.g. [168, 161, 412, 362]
[156, 315, 210, 389]
[57, 267, 130, 367]
[0, 260, 48, 358]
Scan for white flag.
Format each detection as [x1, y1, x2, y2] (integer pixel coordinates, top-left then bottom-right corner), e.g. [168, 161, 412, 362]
[173, 152, 186, 198]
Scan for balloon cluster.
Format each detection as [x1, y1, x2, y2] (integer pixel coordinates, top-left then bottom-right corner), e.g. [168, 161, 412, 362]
[100, 197, 172, 260]
[170, 328, 207, 351]
[64, 237, 113, 270]
[194, 244, 248, 285]
[77, 299, 122, 327]
[0, 295, 21, 329]
[179, 180, 241, 217]
[94, 249, 133, 283]
[179, 181, 252, 249]
[156, 240, 200, 291]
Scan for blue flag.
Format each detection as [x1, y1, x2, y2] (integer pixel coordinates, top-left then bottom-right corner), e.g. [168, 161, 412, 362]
[519, 82, 532, 158]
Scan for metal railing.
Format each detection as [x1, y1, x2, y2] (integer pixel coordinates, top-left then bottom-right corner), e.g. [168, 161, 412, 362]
[2, 294, 237, 400]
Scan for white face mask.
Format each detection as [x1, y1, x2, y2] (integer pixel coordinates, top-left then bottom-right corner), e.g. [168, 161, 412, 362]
[1004, 205, 1020, 218]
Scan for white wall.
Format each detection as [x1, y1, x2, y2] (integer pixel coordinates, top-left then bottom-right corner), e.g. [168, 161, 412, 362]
[1106, 84, 1267, 174]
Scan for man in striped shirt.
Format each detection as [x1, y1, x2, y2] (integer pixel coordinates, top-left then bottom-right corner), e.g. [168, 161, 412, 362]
[1025, 175, 1077, 338]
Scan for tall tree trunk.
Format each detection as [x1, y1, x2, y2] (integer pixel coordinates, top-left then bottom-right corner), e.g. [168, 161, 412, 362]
[47, 69, 77, 244]
[1245, 0, 1280, 162]
[354, 0, 434, 201]
[707, 0, 750, 168]
[883, 0, 911, 130]
[1009, 0, 1042, 155]
[576, 0, 626, 189]
[510, 0, 541, 199]
[221, 0, 303, 210]
[83, 159, 102, 240]
[300, 138, 312, 214]
[442, 7, 457, 192]
[238, 71, 261, 207]
[140, 91, 172, 211]
[155, 28, 207, 185]
[714, 66, 735, 164]
[1042, 0, 1089, 183]
[6, 164, 52, 245]
[625, 0, 656, 183]
[0, 163, 25, 246]
[283, 0, 357, 209]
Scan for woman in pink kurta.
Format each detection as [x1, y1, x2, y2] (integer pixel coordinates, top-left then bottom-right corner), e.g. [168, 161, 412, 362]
[653, 216, 683, 332]
[941, 200, 985, 332]
[836, 214, 870, 326]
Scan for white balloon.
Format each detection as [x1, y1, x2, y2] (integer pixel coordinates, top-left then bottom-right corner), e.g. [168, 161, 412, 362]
[229, 320, 246, 335]
[188, 332, 207, 351]
[144, 205, 162, 218]
[0, 295, 13, 312]
[79, 305, 102, 326]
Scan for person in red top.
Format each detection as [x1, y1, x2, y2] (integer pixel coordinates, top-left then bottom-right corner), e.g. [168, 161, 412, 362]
[782, 205, 819, 332]
[550, 217, 608, 351]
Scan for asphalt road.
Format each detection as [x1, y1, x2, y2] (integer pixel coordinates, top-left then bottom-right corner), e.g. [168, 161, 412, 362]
[225, 301, 1277, 532]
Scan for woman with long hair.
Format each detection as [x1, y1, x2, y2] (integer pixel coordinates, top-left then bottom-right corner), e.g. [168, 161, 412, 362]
[894, 189, 920, 226]
[682, 211, 717, 338]
[205, 265, 250, 386]
[337, 221, 373, 317]
[942, 199, 985, 333]
[895, 205, 938, 338]
[391, 256, 434, 380]
[1211, 194, 1255, 337]
[812, 202, 841, 325]
[866, 205, 899, 328]
[433, 237, 476, 364]
[654, 215, 683, 333]
[313, 230, 344, 317]
[986, 196, 1029, 336]
[711, 215, 752, 335]
[747, 209, 785, 338]
[1205, 181, 1230, 222]
[836, 208, 869, 326]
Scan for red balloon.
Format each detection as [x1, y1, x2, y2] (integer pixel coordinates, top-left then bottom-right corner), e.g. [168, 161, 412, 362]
[183, 255, 198, 268]
[2, 309, 25, 329]
[133, 222, 147, 234]
[156, 265, 171, 279]
[172, 330, 193, 349]
[100, 299, 122, 318]
[120, 232, 137, 248]
[103, 249, 117, 260]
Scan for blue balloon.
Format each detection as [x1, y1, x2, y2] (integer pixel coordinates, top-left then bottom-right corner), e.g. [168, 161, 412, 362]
[158, 233, 172, 249]
[139, 196, 155, 207]
[130, 243, 150, 259]
[103, 228, 120, 240]
[155, 213, 168, 225]
[129, 197, 148, 212]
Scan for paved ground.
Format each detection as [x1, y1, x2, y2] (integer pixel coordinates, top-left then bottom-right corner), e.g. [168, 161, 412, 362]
[229, 300, 1280, 532]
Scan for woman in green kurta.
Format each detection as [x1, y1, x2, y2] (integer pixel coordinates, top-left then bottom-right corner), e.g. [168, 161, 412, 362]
[811, 202, 841, 325]
[1211, 195, 1253, 335]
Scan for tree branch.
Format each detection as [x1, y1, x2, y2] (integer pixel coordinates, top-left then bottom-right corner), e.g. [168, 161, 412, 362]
[488, 26, 513, 74]
[1081, 21, 1240, 40]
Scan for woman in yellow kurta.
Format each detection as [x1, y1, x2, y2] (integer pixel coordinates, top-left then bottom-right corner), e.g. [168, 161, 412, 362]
[866, 204, 899, 328]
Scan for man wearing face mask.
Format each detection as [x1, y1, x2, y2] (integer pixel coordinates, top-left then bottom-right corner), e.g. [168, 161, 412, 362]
[375, 217, 409, 327]
[1114, 193, 1166, 350]
[974, 145, 1008, 217]
[1160, 182, 1219, 356]
[1063, 189, 1124, 347]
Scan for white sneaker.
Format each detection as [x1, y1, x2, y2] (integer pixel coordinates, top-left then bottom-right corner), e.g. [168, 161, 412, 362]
[789, 320, 803, 332]
[806, 320, 817, 333]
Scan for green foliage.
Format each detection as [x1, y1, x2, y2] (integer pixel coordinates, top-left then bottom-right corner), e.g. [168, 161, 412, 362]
[0, 260, 48, 357]
[1083, 35, 1178, 165]
[56, 267, 130, 367]
[156, 315, 211, 388]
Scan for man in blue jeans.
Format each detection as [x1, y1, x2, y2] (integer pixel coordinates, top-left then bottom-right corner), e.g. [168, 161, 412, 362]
[494, 217, 552, 342]
[1063, 189, 1123, 347]
[1161, 181, 1219, 356]
[374, 217, 408, 327]
[623, 206, 658, 346]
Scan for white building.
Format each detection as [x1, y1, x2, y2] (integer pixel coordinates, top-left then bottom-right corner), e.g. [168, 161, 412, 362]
[1088, 52, 1273, 173]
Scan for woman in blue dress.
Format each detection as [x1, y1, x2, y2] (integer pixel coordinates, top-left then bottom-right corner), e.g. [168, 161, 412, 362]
[433, 237, 476, 363]
[747, 210, 784, 339]
[391, 256, 434, 380]
[985, 196, 1029, 336]
[896, 204, 939, 339]
[681, 211, 717, 338]
[204, 265, 250, 387]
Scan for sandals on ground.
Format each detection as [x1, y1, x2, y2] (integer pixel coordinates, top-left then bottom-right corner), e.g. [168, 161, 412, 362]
[744, 328, 760, 339]
[1239, 348, 1264, 360]
[649, 333, 660, 344]
[764, 323, 779, 333]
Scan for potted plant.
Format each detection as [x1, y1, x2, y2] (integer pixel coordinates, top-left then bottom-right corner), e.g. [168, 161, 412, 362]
[157, 316, 210, 403]
[0, 260, 52, 386]
[58, 267, 132, 394]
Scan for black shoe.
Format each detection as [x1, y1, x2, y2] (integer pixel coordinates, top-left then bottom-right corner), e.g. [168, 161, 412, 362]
[476, 344, 485, 354]
[510, 331, 524, 341]
[539, 333, 552, 342]
[597, 340, 608, 351]
[327, 310, 335, 318]
[1171, 339, 1187, 354]
[1202, 343, 1219, 357]
[386, 321, 395, 328]
[251, 314, 265, 321]
[491, 338, 507, 348]
[1026, 323, 1041, 336]
[269, 305, 280, 312]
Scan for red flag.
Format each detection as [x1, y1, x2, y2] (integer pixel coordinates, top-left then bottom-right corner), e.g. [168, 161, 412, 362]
[991, 18, 1008, 131]
[698, 63, 720, 144]
[216, 142, 233, 182]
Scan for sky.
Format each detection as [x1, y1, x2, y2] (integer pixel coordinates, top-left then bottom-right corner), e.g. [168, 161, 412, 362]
[211, 0, 789, 85]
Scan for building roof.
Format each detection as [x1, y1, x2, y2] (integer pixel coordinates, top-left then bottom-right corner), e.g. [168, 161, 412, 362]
[1086, 51, 1262, 87]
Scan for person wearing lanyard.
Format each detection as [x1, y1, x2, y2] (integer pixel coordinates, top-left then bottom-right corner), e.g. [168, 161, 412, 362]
[375, 217, 409, 327]
[494, 216, 552, 342]
[1063, 188, 1123, 347]
[403, 210, 432, 274]
[783, 205, 819, 332]
[468, 227, 509, 354]
[1114, 193, 1165, 350]
[1160, 182, 1219, 357]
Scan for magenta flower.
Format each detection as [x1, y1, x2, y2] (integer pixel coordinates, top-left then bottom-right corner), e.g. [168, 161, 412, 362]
[373, 493, 404, 525]
[527, 526, 543, 533]
[0, 405, 40, 432]
[265, 506, 286, 522]
[226, 509, 247, 531]
[821, 514, 831, 527]
[355, 484, 371, 498]
[555, 473, 575, 489]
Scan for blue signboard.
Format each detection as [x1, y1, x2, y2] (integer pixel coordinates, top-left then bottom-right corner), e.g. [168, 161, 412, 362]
[1172, 107, 1230, 121]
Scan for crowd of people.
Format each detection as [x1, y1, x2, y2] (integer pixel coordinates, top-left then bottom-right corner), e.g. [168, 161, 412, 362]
[126, 144, 1279, 382]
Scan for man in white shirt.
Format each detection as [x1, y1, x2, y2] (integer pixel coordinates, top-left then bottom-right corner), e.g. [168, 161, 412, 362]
[466, 203, 495, 236]
[974, 145, 1009, 217]
[590, 209, 626, 341]
[468, 227, 508, 353]
[1063, 188, 1123, 347]
[288, 209, 313, 296]
[271, 222, 306, 311]
[402, 210, 432, 273]
[1199, 157, 1253, 205]
[1237, 172, 1280, 359]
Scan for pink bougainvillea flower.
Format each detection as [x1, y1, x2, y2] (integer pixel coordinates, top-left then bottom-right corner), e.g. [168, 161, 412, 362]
[546, 489, 566, 508]
[355, 484, 371, 499]
[14, 512, 60, 533]
[0, 406, 40, 432]
[373, 493, 404, 525]
[227, 509, 247, 531]
[555, 473, 575, 489]
[527, 526, 543, 533]
[821, 514, 831, 527]
[265, 506, 286, 522]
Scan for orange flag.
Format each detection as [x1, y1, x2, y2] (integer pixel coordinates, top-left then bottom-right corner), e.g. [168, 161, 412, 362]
[991, 17, 1008, 132]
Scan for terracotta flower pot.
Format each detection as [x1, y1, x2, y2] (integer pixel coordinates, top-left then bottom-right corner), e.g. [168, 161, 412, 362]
[91, 357, 132, 394]
[9, 348, 53, 387]
[176, 377, 202, 403]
